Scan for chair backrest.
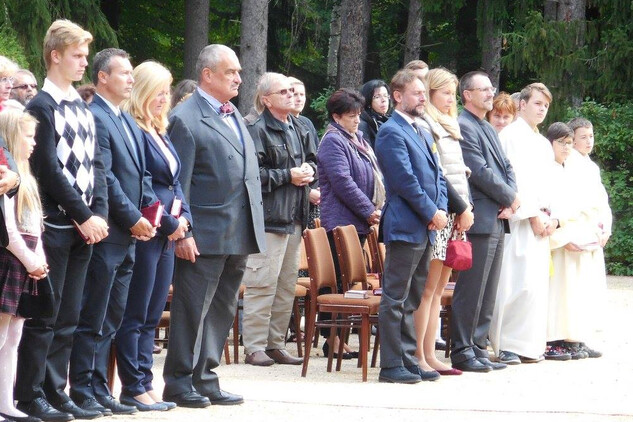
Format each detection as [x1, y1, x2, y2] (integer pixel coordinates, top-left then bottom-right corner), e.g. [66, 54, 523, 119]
[366, 225, 384, 276]
[303, 227, 337, 293]
[299, 237, 309, 272]
[333, 225, 368, 292]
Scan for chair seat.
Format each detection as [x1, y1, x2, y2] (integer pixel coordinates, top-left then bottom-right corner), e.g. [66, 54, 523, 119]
[317, 294, 380, 313]
[295, 284, 308, 297]
[297, 277, 310, 289]
[158, 311, 170, 328]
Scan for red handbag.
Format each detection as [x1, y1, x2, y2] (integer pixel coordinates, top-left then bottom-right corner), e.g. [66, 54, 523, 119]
[444, 231, 472, 271]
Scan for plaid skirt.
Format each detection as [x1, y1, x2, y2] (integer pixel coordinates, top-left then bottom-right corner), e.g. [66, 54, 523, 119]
[0, 234, 37, 315]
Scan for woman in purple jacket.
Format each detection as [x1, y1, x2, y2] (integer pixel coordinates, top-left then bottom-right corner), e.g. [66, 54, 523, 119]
[317, 88, 385, 358]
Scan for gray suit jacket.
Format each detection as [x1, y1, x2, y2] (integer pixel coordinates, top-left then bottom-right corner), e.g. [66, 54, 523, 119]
[168, 90, 265, 255]
[458, 109, 517, 234]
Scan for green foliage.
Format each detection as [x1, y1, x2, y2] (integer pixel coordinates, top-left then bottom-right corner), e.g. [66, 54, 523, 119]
[0, 23, 28, 67]
[565, 100, 633, 275]
[309, 86, 335, 135]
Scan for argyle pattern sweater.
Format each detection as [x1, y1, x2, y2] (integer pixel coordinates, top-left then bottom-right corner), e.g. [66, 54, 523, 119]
[27, 91, 107, 227]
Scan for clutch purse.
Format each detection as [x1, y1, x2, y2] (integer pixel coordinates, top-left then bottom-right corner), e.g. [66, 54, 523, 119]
[444, 230, 472, 271]
[18, 276, 55, 319]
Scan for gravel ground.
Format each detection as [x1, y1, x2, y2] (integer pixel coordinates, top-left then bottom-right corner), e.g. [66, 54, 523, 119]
[103, 276, 633, 422]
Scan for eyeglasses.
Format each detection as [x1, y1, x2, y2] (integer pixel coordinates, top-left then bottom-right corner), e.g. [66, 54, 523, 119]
[268, 87, 295, 96]
[0, 77, 15, 85]
[554, 138, 573, 146]
[372, 94, 390, 100]
[468, 87, 497, 95]
[12, 84, 37, 90]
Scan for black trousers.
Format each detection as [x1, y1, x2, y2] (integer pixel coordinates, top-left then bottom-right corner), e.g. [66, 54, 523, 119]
[15, 227, 92, 404]
[450, 227, 505, 364]
[69, 241, 136, 402]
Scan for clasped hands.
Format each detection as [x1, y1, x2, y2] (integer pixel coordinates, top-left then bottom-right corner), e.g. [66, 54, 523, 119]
[290, 163, 314, 186]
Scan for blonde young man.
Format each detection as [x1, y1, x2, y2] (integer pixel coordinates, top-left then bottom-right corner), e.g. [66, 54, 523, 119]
[16, 20, 109, 422]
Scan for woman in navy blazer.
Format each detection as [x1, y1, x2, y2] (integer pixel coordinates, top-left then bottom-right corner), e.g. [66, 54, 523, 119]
[116, 61, 191, 410]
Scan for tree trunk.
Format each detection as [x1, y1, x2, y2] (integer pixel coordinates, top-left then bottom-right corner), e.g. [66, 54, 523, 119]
[337, 0, 371, 89]
[327, 1, 342, 86]
[555, 0, 587, 106]
[183, 0, 210, 80]
[238, 0, 268, 114]
[544, 0, 558, 21]
[481, 0, 502, 88]
[404, 0, 423, 64]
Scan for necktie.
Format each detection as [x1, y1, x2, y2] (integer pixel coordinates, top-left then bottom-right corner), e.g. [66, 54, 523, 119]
[219, 102, 235, 117]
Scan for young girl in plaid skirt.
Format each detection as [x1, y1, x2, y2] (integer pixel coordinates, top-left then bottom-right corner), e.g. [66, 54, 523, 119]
[0, 110, 47, 422]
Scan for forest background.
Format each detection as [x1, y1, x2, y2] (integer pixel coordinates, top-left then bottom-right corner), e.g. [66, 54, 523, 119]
[0, 0, 631, 275]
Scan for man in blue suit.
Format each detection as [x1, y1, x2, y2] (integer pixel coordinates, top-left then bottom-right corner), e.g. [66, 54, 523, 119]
[375, 69, 448, 384]
[69, 48, 157, 416]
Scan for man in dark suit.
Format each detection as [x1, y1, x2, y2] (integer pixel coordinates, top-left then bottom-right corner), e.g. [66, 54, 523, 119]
[68, 48, 156, 416]
[450, 71, 520, 372]
[375, 69, 448, 384]
[163, 44, 265, 407]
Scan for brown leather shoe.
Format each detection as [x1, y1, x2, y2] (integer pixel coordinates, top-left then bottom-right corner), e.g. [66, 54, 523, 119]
[245, 350, 275, 366]
[265, 349, 303, 365]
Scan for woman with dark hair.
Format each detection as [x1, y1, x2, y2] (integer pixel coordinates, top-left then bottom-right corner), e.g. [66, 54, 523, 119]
[317, 88, 385, 358]
[170, 79, 197, 110]
[358, 79, 390, 148]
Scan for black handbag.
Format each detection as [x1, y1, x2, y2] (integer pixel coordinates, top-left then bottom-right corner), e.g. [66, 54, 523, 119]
[18, 276, 55, 319]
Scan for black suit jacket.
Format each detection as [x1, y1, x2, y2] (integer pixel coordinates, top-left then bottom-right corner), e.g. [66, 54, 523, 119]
[457, 109, 517, 234]
[0, 137, 18, 247]
[91, 95, 157, 245]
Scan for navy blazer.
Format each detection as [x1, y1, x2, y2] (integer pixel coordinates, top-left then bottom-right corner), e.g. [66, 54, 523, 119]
[457, 109, 517, 234]
[375, 111, 448, 245]
[91, 95, 157, 245]
[140, 130, 191, 236]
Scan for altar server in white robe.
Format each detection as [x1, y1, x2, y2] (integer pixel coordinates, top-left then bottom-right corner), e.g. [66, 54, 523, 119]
[546, 119, 610, 357]
[490, 83, 559, 364]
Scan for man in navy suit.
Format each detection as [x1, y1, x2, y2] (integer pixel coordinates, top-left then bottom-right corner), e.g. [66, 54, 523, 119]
[450, 71, 519, 372]
[69, 48, 156, 416]
[375, 69, 448, 384]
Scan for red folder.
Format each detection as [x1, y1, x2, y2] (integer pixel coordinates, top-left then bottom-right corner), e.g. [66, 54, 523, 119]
[0, 148, 8, 166]
[141, 201, 163, 227]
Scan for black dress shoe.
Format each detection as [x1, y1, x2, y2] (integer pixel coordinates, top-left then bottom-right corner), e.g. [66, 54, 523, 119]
[17, 398, 73, 422]
[452, 357, 492, 373]
[55, 402, 102, 420]
[76, 398, 111, 417]
[205, 390, 244, 406]
[0, 411, 43, 422]
[163, 391, 210, 409]
[378, 366, 421, 384]
[95, 396, 137, 415]
[322, 342, 357, 360]
[477, 357, 507, 370]
[118, 396, 168, 412]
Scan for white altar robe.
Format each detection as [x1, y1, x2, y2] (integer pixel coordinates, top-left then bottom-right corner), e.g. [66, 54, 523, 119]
[547, 153, 610, 342]
[490, 117, 554, 359]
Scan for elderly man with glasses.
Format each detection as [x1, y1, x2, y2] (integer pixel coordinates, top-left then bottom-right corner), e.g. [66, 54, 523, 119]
[10, 69, 38, 106]
[242, 72, 316, 367]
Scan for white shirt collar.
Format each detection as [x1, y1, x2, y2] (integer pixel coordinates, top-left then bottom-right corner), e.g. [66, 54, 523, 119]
[394, 109, 417, 127]
[95, 93, 120, 116]
[42, 78, 81, 105]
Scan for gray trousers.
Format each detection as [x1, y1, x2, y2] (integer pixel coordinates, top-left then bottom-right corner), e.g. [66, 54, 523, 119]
[379, 240, 432, 369]
[162, 254, 247, 396]
[450, 227, 505, 364]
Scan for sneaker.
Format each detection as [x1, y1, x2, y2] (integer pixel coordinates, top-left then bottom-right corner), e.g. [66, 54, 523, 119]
[579, 342, 602, 358]
[544, 345, 572, 361]
[498, 350, 521, 365]
[565, 342, 588, 359]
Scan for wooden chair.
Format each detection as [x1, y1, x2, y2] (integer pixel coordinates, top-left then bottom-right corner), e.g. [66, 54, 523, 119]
[366, 225, 384, 277]
[302, 227, 380, 382]
[441, 272, 458, 357]
[333, 224, 381, 367]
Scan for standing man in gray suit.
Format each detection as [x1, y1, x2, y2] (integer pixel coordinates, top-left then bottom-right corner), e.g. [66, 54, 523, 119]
[450, 71, 520, 373]
[162, 44, 265, 408]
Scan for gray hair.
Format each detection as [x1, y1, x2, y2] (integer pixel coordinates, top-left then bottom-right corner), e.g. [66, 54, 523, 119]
[92, 48, 129, 84]
[254, 72, 287, 113]
[15, 69, 37, 81]
[195, 44, 235, 79]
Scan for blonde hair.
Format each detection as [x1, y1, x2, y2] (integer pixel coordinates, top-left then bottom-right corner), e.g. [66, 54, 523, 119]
[486, 92, 517, 122]
[0, 56, 19, 78]
[0, 110, 42, 226]
[123, 61, 173, 134]
[43, 20, 93, 70]
[520, 82, 552, 104]
[424, 68, 461, 139]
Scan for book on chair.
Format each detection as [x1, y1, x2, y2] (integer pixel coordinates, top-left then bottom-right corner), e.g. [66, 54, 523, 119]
[344, 290, 369, 299]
